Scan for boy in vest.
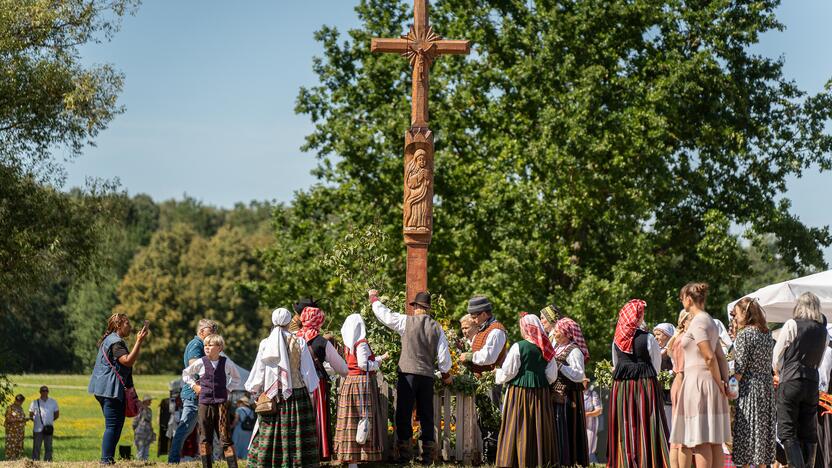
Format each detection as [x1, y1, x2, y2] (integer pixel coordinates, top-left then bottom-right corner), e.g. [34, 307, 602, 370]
[369, 289, 452, 465]
[182, 334, 241, 468]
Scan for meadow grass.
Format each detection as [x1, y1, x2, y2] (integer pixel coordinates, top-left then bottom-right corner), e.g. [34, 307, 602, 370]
[1, 374, 177, 463]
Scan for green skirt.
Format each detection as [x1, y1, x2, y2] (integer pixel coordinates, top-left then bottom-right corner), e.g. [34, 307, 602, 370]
[247, 391, 320, 468]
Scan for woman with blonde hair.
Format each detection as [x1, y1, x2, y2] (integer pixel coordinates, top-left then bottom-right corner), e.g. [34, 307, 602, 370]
[669, 282, 732, 468]
[731, 297, 776, 467]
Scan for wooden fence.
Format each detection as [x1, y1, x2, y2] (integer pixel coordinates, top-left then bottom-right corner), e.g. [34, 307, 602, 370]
[337, 374, 484, 464]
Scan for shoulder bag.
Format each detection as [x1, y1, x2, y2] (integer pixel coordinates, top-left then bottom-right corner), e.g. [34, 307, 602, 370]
[101, 343, 141, 417]
[35, 400, 54, 436]
[355, 350, 371, 444]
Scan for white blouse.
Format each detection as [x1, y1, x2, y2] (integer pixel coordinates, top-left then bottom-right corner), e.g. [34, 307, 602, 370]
[558, 347, 586, 383]
[495, 342, 559, 385]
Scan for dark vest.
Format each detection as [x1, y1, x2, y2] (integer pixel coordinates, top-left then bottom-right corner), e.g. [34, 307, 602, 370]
[307, 335, 329, 381]
[398, 314, 442, 378]
[198, 356, 228, 405]
[613, 330, 658, 380]
[508, 340, 549, 389]
[782, 318, 828, 383]
[552, 343, 581, 404]
[470, 319, 508, 374]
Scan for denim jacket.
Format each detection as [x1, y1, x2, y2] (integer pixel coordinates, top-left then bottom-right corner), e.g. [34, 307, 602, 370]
[88, 332, 126, 400]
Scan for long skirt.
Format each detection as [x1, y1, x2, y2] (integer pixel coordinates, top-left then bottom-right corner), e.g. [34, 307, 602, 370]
[311, 379, 331, 460]
[554, 387, 589, 467]
[333, 373, 384, 463]
[606, 377, 670, 468]
[819, 408, 832, 468]
[247, 392, 319, 468]
[496, 385, 558, 468]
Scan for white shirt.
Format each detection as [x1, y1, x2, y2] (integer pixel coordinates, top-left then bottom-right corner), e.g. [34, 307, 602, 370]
[558, 347, 586, 383]
[322, 341, 349, 377]
[772, 319, 831, 374]
[245, 337, 320, 397]
[471, 321, 508, 366]
[495, 342, 559, 385]
[610, 333, 663, 375]
[29, 398, 59, 433]
[182, 358, 242, 392]
[371, 301, 452, 374]
[818, 347, 832, 392]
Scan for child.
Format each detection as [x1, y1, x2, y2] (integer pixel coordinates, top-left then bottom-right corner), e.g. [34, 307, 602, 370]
[133, 395, 156, 460]
[182, 334, 241, 468]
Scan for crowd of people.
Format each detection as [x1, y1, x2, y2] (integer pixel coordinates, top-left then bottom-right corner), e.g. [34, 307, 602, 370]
[4, 280, 831, 468]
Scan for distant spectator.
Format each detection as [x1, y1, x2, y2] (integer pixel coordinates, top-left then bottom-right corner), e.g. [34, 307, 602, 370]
[583, 379, 603, 464]
[4, 394, 28, 460]
[231, 396, 255, 459]
[133, 395, 156, 460]
[29, 385, 59, 461]
[168, 318, 217, 463]
[88, 313, 149, 464]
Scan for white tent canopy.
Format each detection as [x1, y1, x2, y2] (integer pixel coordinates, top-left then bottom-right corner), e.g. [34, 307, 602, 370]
[727, 270, 832, 324]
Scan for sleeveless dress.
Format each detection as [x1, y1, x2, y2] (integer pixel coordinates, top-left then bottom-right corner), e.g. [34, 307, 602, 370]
[669, 312, 731, 447]
[606, 330, 669, 468]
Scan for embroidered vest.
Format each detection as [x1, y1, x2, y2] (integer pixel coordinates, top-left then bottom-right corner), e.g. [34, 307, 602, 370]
[345, 339, 376, 376]
[198, 356, 227, 405]
[551, 343, 580, 404]
[469, 320, 508, 375]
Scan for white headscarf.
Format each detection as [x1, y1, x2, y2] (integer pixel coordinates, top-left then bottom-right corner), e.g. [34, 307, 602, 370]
[341, 314, 367, 353]
[261, 308, 293, 400]
[653, 323, 676, 341]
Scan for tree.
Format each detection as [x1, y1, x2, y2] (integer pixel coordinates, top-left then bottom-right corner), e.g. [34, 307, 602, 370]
[260, 0, 832, 363]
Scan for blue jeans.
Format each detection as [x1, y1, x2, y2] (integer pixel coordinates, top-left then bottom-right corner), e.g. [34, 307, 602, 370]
[96, 396, 125, 463]
[168, 398, 199, 462]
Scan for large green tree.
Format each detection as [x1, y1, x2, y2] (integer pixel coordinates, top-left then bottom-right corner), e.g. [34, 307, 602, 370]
[261, 0, 832, 362]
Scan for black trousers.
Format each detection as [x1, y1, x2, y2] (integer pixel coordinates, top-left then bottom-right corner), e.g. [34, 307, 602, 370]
[396, 373, 434, 443]
[776, 378, 819, 444]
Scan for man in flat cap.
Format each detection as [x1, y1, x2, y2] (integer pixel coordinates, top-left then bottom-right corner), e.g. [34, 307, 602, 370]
[368, 289, 452, 465]
[460, 295, 508, 377]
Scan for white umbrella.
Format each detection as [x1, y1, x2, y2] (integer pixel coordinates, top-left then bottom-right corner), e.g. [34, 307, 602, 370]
[726, 270, 832, 323]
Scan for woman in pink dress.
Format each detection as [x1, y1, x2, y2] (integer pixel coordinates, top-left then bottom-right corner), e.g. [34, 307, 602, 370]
[667, 310, 690, 468]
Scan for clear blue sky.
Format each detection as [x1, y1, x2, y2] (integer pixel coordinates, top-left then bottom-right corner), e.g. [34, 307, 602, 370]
[66, 1, 832, 262]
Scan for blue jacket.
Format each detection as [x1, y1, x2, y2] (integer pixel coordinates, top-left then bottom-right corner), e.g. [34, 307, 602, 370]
[181, 335, 205, 401]
[88, 332, 127, 400]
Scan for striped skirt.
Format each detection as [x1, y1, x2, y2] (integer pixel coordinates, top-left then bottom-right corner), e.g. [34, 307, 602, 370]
[607, 377, 670, 468]
[333, 374, 385, 463]
[495, 385, 558, 468]
[247, 391, 319, 468]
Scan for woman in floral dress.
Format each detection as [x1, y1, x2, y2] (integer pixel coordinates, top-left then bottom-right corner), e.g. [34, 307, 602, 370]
[731, 298, 776, 467]
[3, 394, 28, 460]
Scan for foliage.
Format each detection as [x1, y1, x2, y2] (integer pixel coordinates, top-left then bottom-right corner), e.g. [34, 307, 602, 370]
[261, 0, 832, 364]
[593, 359, 614, 390]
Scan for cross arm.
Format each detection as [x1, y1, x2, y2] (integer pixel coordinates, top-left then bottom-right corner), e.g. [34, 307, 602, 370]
[435, 40, 471, 55]
[371, 38, 410, 54]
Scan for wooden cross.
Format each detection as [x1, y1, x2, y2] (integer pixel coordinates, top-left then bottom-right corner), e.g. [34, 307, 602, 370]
[371, 0, 470, 312]
[371, 0, 470, 128]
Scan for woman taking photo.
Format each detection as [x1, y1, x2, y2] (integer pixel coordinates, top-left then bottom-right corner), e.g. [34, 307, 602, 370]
[668, 283, 732, 468]
[730, 297, 776, 468]
[88, 313, 149, 465]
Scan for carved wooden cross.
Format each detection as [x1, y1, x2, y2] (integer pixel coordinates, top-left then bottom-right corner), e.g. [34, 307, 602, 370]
[371, 0, 470, 312]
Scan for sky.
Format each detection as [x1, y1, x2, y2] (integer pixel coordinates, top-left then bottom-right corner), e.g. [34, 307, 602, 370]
[66, 1, 832, 262]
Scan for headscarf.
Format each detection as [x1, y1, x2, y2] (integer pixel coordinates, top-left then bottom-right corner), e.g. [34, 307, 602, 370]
[555, 317, 590, 362]
[261, 308, 293, 400]
[341, 314, 367, 354]
[296, 307, 325, 342]
[614, 299, 647, 354]
[653, 323, 676, 342]
[519, 313, 555, 362]
[540, 304, 561, 326]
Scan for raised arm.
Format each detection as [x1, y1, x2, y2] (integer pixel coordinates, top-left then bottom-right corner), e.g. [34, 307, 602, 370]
[369, 290, 407, 335]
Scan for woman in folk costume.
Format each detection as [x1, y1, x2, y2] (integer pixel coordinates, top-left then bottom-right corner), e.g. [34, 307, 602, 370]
[333, 314, 387, 467]
[607, 299, 670, 468]
[495, 313, 559, 468]
[551, 317, 590, 467]
[539, 304, 562, 343]
[245, 308, 321, 468]
[296, 306, 348, 461]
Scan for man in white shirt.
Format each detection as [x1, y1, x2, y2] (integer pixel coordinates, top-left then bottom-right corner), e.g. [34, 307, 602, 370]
[29, 385, 59, 461]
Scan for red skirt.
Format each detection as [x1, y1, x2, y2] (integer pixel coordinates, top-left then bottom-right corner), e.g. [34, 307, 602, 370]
[312, 378, 331, 460]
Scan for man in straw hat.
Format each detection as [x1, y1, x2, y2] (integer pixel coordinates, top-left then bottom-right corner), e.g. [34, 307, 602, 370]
[368, 289, 452, 465]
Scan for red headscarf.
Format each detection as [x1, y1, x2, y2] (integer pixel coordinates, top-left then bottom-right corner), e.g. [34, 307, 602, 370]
[519, 313, 556, 362]
[614, 299, 647, 354]
[555, 317, 590, 362]
[296, 307, 325, 342]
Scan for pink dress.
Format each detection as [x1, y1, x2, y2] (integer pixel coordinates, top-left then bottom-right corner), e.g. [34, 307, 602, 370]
[668, 312, 731, 447]
[669, 337, 685, 449]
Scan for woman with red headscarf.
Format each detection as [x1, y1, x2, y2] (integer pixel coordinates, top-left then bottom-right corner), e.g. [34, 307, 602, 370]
[296, 306, 348, 461]
[607, 299, 669, 468]
[551, 317, 590, 467]
[495, 314, 559, 468]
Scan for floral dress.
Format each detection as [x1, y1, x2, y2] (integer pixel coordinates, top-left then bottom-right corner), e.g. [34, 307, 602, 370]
[4, 404, 27, 460]
[732, 327, 776, 465]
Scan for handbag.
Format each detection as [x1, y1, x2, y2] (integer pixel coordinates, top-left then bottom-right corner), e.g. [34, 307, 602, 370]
[35, 400, 54, 435]
[101, 343, 141, 417]
[355, 360, 371, 444]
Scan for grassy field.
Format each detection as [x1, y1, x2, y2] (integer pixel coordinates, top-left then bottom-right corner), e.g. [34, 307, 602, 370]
[1, 374, 178, 463]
